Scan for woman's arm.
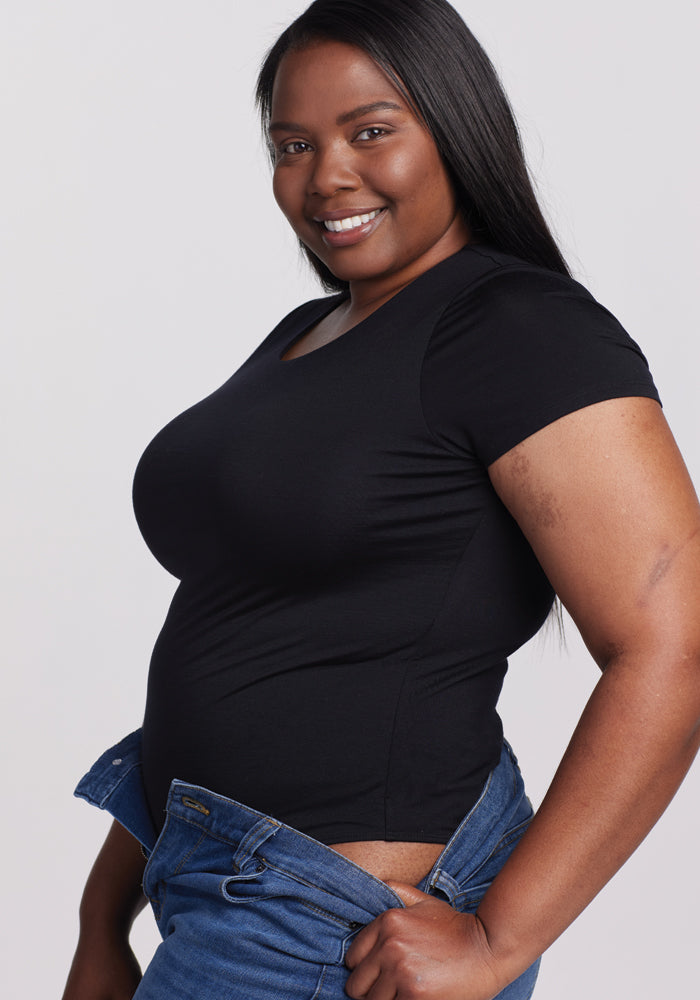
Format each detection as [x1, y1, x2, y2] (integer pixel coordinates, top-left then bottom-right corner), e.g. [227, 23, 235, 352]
[62, 819, 148, 1000]
[346, 396, 700, 999]
[468, 397, 700, 984]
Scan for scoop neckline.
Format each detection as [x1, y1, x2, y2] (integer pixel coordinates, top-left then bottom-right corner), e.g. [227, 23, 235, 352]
[278, 244, 480, 365]
[278, 293, 350, 364]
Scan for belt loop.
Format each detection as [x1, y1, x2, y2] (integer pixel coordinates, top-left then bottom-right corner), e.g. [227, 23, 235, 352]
[428, 868, 461, 904]
[231, 818, 280, 872]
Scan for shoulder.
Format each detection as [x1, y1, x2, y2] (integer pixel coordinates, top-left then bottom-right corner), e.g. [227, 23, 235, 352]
[421, 247, 661, 465]
[433, 246, 634, 355]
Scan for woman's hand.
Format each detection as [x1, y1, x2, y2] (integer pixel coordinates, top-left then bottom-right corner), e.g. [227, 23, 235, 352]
[61, 931, 142, 1000]
[345, 882, 504, 1000]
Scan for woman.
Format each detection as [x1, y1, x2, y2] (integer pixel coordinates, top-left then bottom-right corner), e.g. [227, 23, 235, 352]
[63, 1, 700, 998]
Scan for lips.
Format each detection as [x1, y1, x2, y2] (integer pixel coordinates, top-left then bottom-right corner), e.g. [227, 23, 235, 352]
[321, 209, 383, 232]
[313, 206, 384, 219]
[312, 207, 387, 248]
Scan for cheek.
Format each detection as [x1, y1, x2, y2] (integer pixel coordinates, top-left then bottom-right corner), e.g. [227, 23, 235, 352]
[272, 169, 300, 222]
[381, 148, 456, 216]
[271, 170, 286, 212]
[374, 149, 423, 201]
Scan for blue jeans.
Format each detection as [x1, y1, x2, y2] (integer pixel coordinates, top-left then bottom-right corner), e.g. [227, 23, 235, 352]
[76, 732, 540, 999]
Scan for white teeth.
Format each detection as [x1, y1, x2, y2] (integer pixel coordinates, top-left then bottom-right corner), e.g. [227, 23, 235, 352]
[323, 209, 381, 233]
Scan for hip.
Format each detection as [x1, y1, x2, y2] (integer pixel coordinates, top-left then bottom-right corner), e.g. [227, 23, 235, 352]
[75, 732, 540, 999]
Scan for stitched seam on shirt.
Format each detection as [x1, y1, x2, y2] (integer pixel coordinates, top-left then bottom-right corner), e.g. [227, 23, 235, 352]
[382, 661, 412, 839]
[394, 515, 485, 661]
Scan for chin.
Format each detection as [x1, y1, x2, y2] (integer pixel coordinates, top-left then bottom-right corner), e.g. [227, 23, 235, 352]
[317, 253, 397, 285]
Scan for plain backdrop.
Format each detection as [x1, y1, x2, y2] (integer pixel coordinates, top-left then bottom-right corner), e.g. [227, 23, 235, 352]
[1, 1, 698, 996]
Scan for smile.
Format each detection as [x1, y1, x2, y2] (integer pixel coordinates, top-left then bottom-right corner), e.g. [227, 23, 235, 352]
[322, 209, 383, 233]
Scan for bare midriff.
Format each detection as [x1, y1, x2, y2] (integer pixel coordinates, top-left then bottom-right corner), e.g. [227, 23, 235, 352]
[329, 840, 446, 884]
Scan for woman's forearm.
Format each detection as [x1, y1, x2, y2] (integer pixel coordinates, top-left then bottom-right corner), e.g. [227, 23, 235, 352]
[476, 648, 700, 987]
[62, 821, 148, 1000]
[77, 818, 148, 939]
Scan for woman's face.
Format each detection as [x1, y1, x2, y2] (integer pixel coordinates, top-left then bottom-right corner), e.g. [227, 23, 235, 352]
[269, 39, 470, 297]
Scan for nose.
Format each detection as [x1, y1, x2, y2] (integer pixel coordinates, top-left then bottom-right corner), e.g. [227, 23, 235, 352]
[307, 140, 360, 198]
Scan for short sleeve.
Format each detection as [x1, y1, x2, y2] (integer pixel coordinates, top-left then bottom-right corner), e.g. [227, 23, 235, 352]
[420, 267, 661, 466]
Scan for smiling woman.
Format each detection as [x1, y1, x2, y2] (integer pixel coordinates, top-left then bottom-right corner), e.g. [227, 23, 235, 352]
[270, 42, 468, 294]
[62, 2, 700, 1000]
[270, 38, 471, 356]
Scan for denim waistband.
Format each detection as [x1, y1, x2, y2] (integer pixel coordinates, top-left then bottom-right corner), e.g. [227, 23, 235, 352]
[420, 739, 526, 900]
[75, 729, 530, 914]
[75, 729, 157, 850]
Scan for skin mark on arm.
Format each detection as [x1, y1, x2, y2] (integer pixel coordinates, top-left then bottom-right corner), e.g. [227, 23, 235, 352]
[638, 525, 700, 608]
[647, 545, 673, 589]
[503, 445, 563, 530]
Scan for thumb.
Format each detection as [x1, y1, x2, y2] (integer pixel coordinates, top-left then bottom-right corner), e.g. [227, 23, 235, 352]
[384, 880, 432, 907]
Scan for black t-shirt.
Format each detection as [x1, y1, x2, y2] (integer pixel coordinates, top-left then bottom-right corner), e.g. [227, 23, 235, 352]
[134, 245, 660, 842]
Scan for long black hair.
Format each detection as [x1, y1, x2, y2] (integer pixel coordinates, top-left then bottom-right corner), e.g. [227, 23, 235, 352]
[256, 0, 570, 290]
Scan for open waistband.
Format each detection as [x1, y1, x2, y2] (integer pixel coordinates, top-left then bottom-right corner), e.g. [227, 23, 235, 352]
[76, 730, 527, 912]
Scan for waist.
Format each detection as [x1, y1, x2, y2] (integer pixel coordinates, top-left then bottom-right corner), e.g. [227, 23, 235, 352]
[77, 732, 531, 909]
[141, 658, 507, 843]
[328, 840, 446, 883]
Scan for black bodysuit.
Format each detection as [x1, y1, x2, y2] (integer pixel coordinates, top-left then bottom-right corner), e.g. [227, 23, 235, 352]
[133, 245, 659, 843]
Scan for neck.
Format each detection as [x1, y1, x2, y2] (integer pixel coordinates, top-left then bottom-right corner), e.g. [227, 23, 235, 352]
[346, 230, 471, 316]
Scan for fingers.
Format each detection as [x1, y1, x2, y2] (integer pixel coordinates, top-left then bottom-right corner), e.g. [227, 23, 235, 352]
[345, 910, 397, 998]
[346, 941, 402, 1000]
[345, 906, 411, 998]
[345, 955, 383, 999]
[383, 880, 431, 907]
[346, 919, 380, 970]
[347, 971, 398, 1000]
[345, 886, 435, 998]
[346, 885, 416, 971]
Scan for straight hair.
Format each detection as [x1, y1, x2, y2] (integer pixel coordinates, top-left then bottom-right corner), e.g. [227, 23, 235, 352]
[256, 0, 571, 291]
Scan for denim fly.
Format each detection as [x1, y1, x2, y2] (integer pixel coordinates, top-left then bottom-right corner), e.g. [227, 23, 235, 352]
[75, 731, 540, 999]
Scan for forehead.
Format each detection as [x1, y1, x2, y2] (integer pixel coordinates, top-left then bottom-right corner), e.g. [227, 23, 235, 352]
[270, 39, 408, 122]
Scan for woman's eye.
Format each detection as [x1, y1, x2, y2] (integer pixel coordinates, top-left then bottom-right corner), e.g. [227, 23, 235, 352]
[279, 140, 312, 156]
[355, 127, 387, 142]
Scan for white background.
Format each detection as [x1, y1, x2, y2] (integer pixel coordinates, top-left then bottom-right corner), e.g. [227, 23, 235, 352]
[2, 1, 698, 996]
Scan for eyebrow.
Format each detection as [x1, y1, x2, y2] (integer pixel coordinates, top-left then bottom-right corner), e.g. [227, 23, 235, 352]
[268, 100, 404, 134]
[336, 100, 404, 125]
